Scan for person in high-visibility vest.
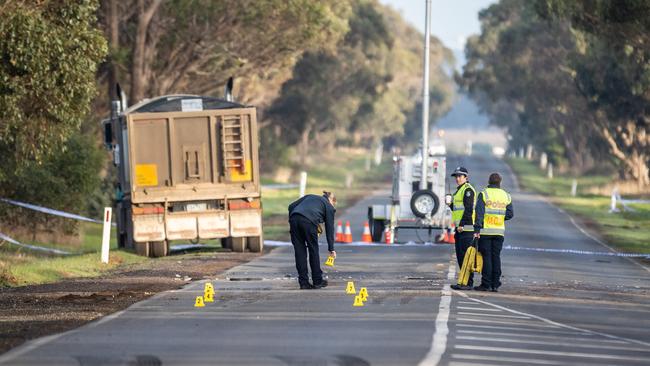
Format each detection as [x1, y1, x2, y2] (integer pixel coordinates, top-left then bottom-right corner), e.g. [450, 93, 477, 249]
[448, 166, 477, 290]
[473, 173, 514, 292]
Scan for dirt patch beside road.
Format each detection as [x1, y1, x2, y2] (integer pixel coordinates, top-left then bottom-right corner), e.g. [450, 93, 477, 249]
[0, 250, 261, 354]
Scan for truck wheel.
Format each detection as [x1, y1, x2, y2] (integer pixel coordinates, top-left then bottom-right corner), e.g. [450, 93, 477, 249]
[221, 238, 232, 250]
[371, 219, 385, 242]
[410, 190, 440, 218]
[247, 235, 263, 253]
[231, 237, 246, 253]
[151, 240, 169, 257]
[135, 241, 150, 257]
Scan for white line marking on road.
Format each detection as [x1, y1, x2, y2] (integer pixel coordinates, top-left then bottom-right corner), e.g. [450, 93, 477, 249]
[451, 354, 568, 366]
[455, 324, 594, 337]
[454, 344, 650, 362]
[456, 335, 650, 352]
[455, 317, 559, 328]
[457, 306, 503, 312]
[456, 312, 530, 319]
[457, 301, 476, 305]
[457, 329, 627, 344]
[455, 291, 650, 347]
[417, 259, 455, 366]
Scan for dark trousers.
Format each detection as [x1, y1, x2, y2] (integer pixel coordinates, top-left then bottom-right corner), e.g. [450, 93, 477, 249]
[289, 215, 323, 286]
[454, 231, 475, 286]
[478, 235, 504, 289]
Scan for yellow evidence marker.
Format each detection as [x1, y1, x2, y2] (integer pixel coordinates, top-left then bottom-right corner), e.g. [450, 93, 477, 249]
[346, 281, 356, 295]
[353, 295, 365, 307]
[359, 287, 368, 301]
[325, 256, 335, 267]
[194, 296, 205, 308]
[204, 291, 214, 303]
[204, 283, 215, 295]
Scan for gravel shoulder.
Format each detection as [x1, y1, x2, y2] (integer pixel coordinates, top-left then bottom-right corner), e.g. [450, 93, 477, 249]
[0, 250, 262, 354]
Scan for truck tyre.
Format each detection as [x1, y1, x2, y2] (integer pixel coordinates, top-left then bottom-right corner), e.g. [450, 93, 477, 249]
[151, 240, 169, 257]
[410, 190, 440, 218]
[231, 237, 246, 253]
[221, 238, 232, 249]
[135, 241, 150, 257]
[247, 235, 263, 253]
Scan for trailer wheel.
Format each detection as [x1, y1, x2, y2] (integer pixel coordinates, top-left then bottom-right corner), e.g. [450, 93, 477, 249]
[410, 190, 440, 218]
[247, 235, 263, 253]
[370, 219, 385, 243]
[231, 237, 246, 253]
[135, 241, 150, 257]
[151, 240, 169, 257]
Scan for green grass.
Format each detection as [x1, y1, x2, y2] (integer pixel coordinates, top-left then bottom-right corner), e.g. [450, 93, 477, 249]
[261, 150, 392, 240]
[507, 158, 650, 254]
[0, 249, 147, 287]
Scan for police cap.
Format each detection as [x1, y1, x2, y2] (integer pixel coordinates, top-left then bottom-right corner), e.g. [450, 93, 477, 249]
[451, 166, 469, 177]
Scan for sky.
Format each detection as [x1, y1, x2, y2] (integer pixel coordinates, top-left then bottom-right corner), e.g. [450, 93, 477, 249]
[378, 0, 496, 66]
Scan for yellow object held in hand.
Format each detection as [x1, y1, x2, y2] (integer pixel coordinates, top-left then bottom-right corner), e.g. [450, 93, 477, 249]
[325, 255, 335, 267]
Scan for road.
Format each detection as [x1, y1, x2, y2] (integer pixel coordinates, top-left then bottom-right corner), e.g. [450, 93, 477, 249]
[1, 154, 649, 365]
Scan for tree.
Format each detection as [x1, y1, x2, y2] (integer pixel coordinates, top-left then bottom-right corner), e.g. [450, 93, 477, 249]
[0, 1, 107, 190]
[98, 0, 349, 106]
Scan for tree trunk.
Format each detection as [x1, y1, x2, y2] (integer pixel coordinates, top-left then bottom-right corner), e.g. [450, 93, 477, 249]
[299, 124, 312, 168]
[130, 0, 162, 105]
[107, 0, 119, 100]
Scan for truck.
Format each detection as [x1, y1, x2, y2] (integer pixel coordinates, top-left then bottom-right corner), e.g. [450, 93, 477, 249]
[367, 140, 451, 243]
[102, 89, 263, 257]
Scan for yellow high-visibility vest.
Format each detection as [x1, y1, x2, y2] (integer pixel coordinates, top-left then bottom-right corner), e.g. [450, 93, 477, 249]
[452, 182, 476, 231]
[480, 187, 511, 236]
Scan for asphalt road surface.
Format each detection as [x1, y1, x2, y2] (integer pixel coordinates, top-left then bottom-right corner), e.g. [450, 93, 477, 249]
[1, 154, 649, 366]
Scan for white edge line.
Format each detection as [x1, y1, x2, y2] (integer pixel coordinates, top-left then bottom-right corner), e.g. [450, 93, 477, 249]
[453, 290, 650, 347]
[417, 258, 455, 366]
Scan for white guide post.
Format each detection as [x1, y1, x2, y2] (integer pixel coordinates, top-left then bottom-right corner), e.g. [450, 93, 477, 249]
[299, 171, 307, 198]
[101, 207, 112, 264]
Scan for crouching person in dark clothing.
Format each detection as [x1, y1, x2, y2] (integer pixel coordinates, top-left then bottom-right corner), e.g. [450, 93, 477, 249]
[473, 173, 514, 292]
[288, 191, 337, 289]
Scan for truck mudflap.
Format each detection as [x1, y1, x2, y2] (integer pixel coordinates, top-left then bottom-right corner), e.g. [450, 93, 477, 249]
[198, 212, 229, 239]
[230, 209, 262, 237]
[165, 215, 197, 240]
[133, 214, 165, 242]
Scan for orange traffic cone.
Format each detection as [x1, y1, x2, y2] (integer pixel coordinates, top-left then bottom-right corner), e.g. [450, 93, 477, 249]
[336, 221, 344, 242]
[361, 221, 372, 243]
[344, 221, 353, 243]
[448, 224, 456, 244]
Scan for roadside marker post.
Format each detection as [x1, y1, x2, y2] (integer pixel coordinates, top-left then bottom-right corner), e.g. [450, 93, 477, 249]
[299, 171, 307, 197]
[101, 207, 112, 264]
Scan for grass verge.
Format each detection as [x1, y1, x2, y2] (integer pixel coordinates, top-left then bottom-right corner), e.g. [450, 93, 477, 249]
[507, 158, 650, 254]
[0, 249, 147, 287]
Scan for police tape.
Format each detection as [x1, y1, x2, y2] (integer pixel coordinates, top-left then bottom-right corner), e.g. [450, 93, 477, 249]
[0, 232, 71, 255]
[503, 245, 650, 259]
[0, 198, 113, 225]
[264, 240, 650, 259]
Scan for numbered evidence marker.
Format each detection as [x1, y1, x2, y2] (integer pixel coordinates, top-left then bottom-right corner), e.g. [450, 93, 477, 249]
[325, 255, 335, 267]
[359, 287, 368, 302]
[204, 283, 215, 295]
[194, 296, 205, 308]
[353, 295, 365, 307]
[346, 281, 356, 295]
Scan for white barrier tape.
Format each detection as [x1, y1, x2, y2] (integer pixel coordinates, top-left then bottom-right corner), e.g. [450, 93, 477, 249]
[0, 198, 114, 225]
[261, 184, 299, 190]
[503, 245, 650, 259]
[265, 241, 650, 258]
[0, 232, 71, 255]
